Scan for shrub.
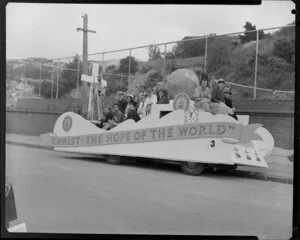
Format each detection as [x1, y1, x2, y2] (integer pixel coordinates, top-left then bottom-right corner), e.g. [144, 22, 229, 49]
[139, 65, 152, 74]
[144, 70, 163, 89]
[272, 37, 294, 63]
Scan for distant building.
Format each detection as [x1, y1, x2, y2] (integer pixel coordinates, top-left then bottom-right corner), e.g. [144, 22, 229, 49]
[15, 82, 34, 92]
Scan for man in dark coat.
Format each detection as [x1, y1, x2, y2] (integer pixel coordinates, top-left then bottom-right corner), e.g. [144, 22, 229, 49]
[211, 79, 225, 103]
[117, 91, 128, 114]
[224, 87, 238, 120]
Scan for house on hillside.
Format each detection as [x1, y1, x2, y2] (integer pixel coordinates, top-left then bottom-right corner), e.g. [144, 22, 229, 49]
[15, 82, 34, 92]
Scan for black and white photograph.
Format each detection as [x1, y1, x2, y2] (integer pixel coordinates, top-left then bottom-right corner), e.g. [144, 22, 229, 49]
[3, 1, 297, 239]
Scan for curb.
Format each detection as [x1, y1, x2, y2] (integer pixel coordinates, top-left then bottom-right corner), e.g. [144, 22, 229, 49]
[5, 141, 293, 185]
[6, 141, 54, 151]
[221, 169, 293, 185]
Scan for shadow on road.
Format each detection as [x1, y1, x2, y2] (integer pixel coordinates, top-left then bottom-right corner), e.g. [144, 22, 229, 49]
[59, 154, 249, 181]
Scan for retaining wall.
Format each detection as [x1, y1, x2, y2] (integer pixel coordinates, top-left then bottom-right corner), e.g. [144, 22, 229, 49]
[6, 110, 61, 136]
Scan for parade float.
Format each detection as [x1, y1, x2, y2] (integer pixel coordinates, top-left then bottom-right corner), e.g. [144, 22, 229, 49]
[41, 68, 274, 176]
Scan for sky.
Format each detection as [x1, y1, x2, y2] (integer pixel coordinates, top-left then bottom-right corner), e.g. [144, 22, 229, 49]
[6, 1, 295, 62]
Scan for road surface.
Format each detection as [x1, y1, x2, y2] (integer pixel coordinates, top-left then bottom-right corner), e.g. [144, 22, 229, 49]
[5, 145, 293, 239]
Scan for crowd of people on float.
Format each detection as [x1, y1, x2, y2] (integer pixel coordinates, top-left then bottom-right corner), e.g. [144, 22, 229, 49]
[193, 72, 238, 120]
[97, 71, 237, 130]
[98, 84, 170, 130]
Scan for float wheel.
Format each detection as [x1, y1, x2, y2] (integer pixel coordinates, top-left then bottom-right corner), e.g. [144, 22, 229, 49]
[106, 155, 122, 165]
[180, 162, 205, 176]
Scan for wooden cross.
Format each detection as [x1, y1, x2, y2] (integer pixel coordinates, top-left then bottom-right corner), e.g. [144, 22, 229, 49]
[81, 63, 100, 120]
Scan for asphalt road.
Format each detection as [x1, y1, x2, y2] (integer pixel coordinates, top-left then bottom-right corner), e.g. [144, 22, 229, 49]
[5, 145, 293, 239]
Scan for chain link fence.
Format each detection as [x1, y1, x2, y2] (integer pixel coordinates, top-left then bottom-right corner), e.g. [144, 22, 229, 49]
[6, 24, 295, 103]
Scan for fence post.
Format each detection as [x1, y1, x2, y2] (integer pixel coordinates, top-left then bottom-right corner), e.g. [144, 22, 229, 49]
[56, 60, 60, 99]
[77, 57, 80, 98]
[39, 63, 42, 98]
[121, 75, 123, 91]
[102, 53, 105, 72]
[22, 73, 25, 99]
[204, 36, 208, 73]
[163, 43, 167, 80]
[51, 65, 54, 99]
[129, 49, 132, 76]
[254, 30, 259, 99]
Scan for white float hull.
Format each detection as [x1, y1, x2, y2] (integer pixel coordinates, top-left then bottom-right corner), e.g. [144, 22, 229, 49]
[41, 109, 274, 169]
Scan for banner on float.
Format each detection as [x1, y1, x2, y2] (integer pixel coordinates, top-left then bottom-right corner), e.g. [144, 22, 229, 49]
[42, 122, 263, 148]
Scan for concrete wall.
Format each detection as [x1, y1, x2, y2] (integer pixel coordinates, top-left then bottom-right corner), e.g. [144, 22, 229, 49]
[15, 99, 83, 113]
[6, 110, 61, 136]
[249, 115, 294, 150]
[234, 99, 294, 112]
[14, 98, 294, 113]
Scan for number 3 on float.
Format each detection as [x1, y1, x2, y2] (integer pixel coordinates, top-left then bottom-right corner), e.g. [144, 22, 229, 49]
[210, 140, 215, 147]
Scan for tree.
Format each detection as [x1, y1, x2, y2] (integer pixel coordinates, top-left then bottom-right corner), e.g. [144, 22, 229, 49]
[148, 45, 162, 61]
[275, 21, 295, 38]
[144, 70, 163, 89]
[105, 65, 117, 74]
[207, 36, 235, 73]
[166, 59, 183, 74]
[165, 52, 175, 59]
[33, 80, 55, 98]
[239, 21, 266, 44]
[59, 55, 82, 97]
[173, 36, 206, 58]
[273, 37, 294, 63]
[119, 56, 138, 74]
[105, 72, 128, 97]
[34, 55, 82, 98]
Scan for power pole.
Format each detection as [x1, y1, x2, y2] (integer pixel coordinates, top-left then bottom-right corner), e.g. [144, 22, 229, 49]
[77, 14, 96, 115]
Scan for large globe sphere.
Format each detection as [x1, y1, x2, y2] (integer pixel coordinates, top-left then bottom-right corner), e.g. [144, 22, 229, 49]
[166, 69, 199, 99]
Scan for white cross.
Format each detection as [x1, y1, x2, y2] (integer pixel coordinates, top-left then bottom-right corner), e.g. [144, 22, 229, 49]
[81, 63, 100, 120]
[81, 63, 100, 83]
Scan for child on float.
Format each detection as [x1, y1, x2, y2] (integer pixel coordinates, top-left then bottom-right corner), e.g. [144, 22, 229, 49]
[157, 88, 169, 104]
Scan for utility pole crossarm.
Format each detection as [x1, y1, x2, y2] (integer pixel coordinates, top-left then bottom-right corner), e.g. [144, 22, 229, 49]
[77, 27, 96, 34]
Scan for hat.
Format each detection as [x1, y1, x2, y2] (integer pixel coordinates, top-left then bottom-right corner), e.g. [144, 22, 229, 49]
[223, 87, 232, 95]
[201, 73, 209, 81]
[117, 91, 125, 95]
[217, 78, 225, 84]
[157, 88, 167, 95]
[146, 88, 153, 93]
[126, 94, 133, 99]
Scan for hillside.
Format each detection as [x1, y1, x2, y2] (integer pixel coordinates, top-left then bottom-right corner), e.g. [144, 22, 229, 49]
[7, 23, 294, 102]
[122, 25, 295, 101]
